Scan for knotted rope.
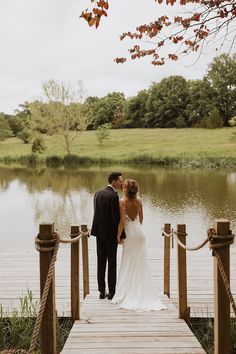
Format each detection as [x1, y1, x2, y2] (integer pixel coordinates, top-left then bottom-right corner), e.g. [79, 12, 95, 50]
[207, 228, 236, 317]
[163, 226, 236, 317]
[28, 232, 60, 354]
[162, 228, 209, 251]
[28, 228, 89, 353]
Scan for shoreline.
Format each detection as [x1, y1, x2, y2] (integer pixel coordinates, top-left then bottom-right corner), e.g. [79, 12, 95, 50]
[1, 154, 236, 170]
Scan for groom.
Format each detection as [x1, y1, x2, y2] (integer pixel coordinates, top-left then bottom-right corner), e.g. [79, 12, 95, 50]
[91, 172, 124, 300]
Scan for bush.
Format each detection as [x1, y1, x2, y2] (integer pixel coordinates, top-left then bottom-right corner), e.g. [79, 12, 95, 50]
[229, 117, 236, 127]
[18, 154, 41, 166]
[63, 154, 93, 166]
[205, 108, 224, 129]
[96, 123, 111, 145]
[31, 137, 46, 154]
[46, 155, 63, 167]
[17, 130, 32, 144]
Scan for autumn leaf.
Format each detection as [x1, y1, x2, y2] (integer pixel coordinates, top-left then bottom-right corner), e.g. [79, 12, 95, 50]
[114, 57, 127, 63]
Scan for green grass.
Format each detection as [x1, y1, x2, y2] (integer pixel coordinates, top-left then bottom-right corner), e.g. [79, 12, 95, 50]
[0, 290, 72, 353]
[0, 128, 236, 168]
[190, 317, 236, 353]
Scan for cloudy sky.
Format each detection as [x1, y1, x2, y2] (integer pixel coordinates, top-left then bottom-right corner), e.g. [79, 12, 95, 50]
[0, 0, 220, 114]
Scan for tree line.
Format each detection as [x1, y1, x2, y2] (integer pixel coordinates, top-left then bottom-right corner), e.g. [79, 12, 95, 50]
[0, 54, 236, 153]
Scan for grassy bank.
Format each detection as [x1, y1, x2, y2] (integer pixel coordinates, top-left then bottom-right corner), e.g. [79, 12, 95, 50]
[0, 128, 236, 168]
[190, 317, 236, 353]
[0, 291, 72, 353]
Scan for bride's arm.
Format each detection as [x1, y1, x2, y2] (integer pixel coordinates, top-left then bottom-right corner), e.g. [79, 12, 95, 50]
[117, 200, 125, 244]
[139, 199, 143, 225]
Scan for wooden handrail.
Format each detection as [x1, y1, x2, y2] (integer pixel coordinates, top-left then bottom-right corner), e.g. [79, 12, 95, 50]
[213, 219, 231, 354]
[71, 225, 81, 322]
[176, 224, 190, 321]
[163, 223, 171, 298]
[39, 223, 57, 354]
[81, 224, 90, 299]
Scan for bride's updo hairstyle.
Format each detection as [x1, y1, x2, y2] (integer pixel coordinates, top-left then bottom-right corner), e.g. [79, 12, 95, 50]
[124, 179, 139, 199]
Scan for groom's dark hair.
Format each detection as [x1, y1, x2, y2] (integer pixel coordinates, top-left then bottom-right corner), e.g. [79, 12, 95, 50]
[108, 172, 122, 184]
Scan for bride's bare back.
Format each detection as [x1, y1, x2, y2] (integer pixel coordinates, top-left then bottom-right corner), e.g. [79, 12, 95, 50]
[120, 197, 143, 224]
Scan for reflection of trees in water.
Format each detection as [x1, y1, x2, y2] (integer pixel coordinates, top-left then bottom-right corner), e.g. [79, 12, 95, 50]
[0, 166, 236, 224]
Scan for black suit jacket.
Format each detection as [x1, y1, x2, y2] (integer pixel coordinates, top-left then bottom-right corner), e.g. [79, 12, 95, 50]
[91, 186, 125, 242]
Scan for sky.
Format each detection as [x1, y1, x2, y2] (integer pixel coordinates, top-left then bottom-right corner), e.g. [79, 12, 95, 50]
[0, 0, 222, 114]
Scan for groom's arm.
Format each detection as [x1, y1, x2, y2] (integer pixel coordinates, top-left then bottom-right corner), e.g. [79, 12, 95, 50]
[117, 201, 125, 244]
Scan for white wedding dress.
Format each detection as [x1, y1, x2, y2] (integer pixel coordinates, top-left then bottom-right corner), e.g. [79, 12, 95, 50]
[112, 212, 167, 312]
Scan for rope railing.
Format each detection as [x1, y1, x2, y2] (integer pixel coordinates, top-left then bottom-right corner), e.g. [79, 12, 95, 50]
[162, 220, 235, 354]
[28, 224, 90, 354]
[28, 233, 60, 354]
[162, 228, 209, 251]
[59, 230, 89, 244]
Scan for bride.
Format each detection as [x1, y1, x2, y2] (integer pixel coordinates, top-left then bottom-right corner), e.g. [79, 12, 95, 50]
[112, 179, 167, 311]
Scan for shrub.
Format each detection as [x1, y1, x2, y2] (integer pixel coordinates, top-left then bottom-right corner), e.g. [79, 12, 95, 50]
[31, 137, 46, 154]
[46, 155, 63, 167]
[63, 154, 93, 166]
[205, 108, 224, 129]
[17, 130, 32, 144]
[95, 123, 111, 145]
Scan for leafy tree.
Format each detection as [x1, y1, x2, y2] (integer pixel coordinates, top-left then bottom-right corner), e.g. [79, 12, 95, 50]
[90, 92, 126, 129]
[205, 54, 236, 124]
[81, 1, 236, 65]
[17, 129, 32, 144]
[0, 114, 12, 142]
[186, 79, 217, 127]
[29, 80, 91, 155]
[96, 123, 111, 144]
[14, 102, 32, 133]
[6, 115, 21, 136]
[125, 90, 148, 128]
[145, 76, 190, 127]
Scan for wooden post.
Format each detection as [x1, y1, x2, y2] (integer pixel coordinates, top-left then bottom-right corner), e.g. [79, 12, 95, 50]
[163, 223, 171, 298]
[81, 224, 90, 299]
[177, 224, 189, 320]
[71, 225, 80, 322]
[39, 223, 57, 354]
[213, 219, 231, 354]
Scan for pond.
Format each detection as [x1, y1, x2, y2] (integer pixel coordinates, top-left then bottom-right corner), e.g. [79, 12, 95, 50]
[0, 165, 236, 250]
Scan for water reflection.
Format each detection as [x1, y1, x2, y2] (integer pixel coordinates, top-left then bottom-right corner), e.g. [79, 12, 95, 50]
[0, 165, 235, 249]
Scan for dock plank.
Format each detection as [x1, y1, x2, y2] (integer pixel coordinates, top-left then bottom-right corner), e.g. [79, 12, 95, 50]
[61, 293, 205, 354]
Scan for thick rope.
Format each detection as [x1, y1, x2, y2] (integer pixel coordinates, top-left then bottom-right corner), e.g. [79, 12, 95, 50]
[214, 252, 236, 317]
[173, 231, 209, 251]
[162, 229, 174, 238]
[28, 233, 60, 354]
[60, 230, 89, 244]
[29, 229, 90, 353]
[162, 225, 236, 319]
[162, 228, 208, 251]
[207, 228, 236, 317]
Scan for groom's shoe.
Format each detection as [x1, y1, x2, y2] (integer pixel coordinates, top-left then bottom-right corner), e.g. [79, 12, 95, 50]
[99, 292, 106, 299]
[107, 292, 114, 300]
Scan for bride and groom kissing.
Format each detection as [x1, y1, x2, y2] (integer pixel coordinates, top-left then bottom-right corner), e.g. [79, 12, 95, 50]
[91, 172, 166, 311]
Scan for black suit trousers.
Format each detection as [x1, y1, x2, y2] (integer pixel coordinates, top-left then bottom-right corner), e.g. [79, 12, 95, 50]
[96, 237, 118, 294]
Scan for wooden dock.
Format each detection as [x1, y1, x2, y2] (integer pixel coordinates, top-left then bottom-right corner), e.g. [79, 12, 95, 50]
[61, 292, 205, 354]
[2, 234, 236, 353]
[1, 237, 236, 318]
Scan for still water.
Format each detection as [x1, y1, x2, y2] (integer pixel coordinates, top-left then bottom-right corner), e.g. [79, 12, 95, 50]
[0, 165, 235, 250]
